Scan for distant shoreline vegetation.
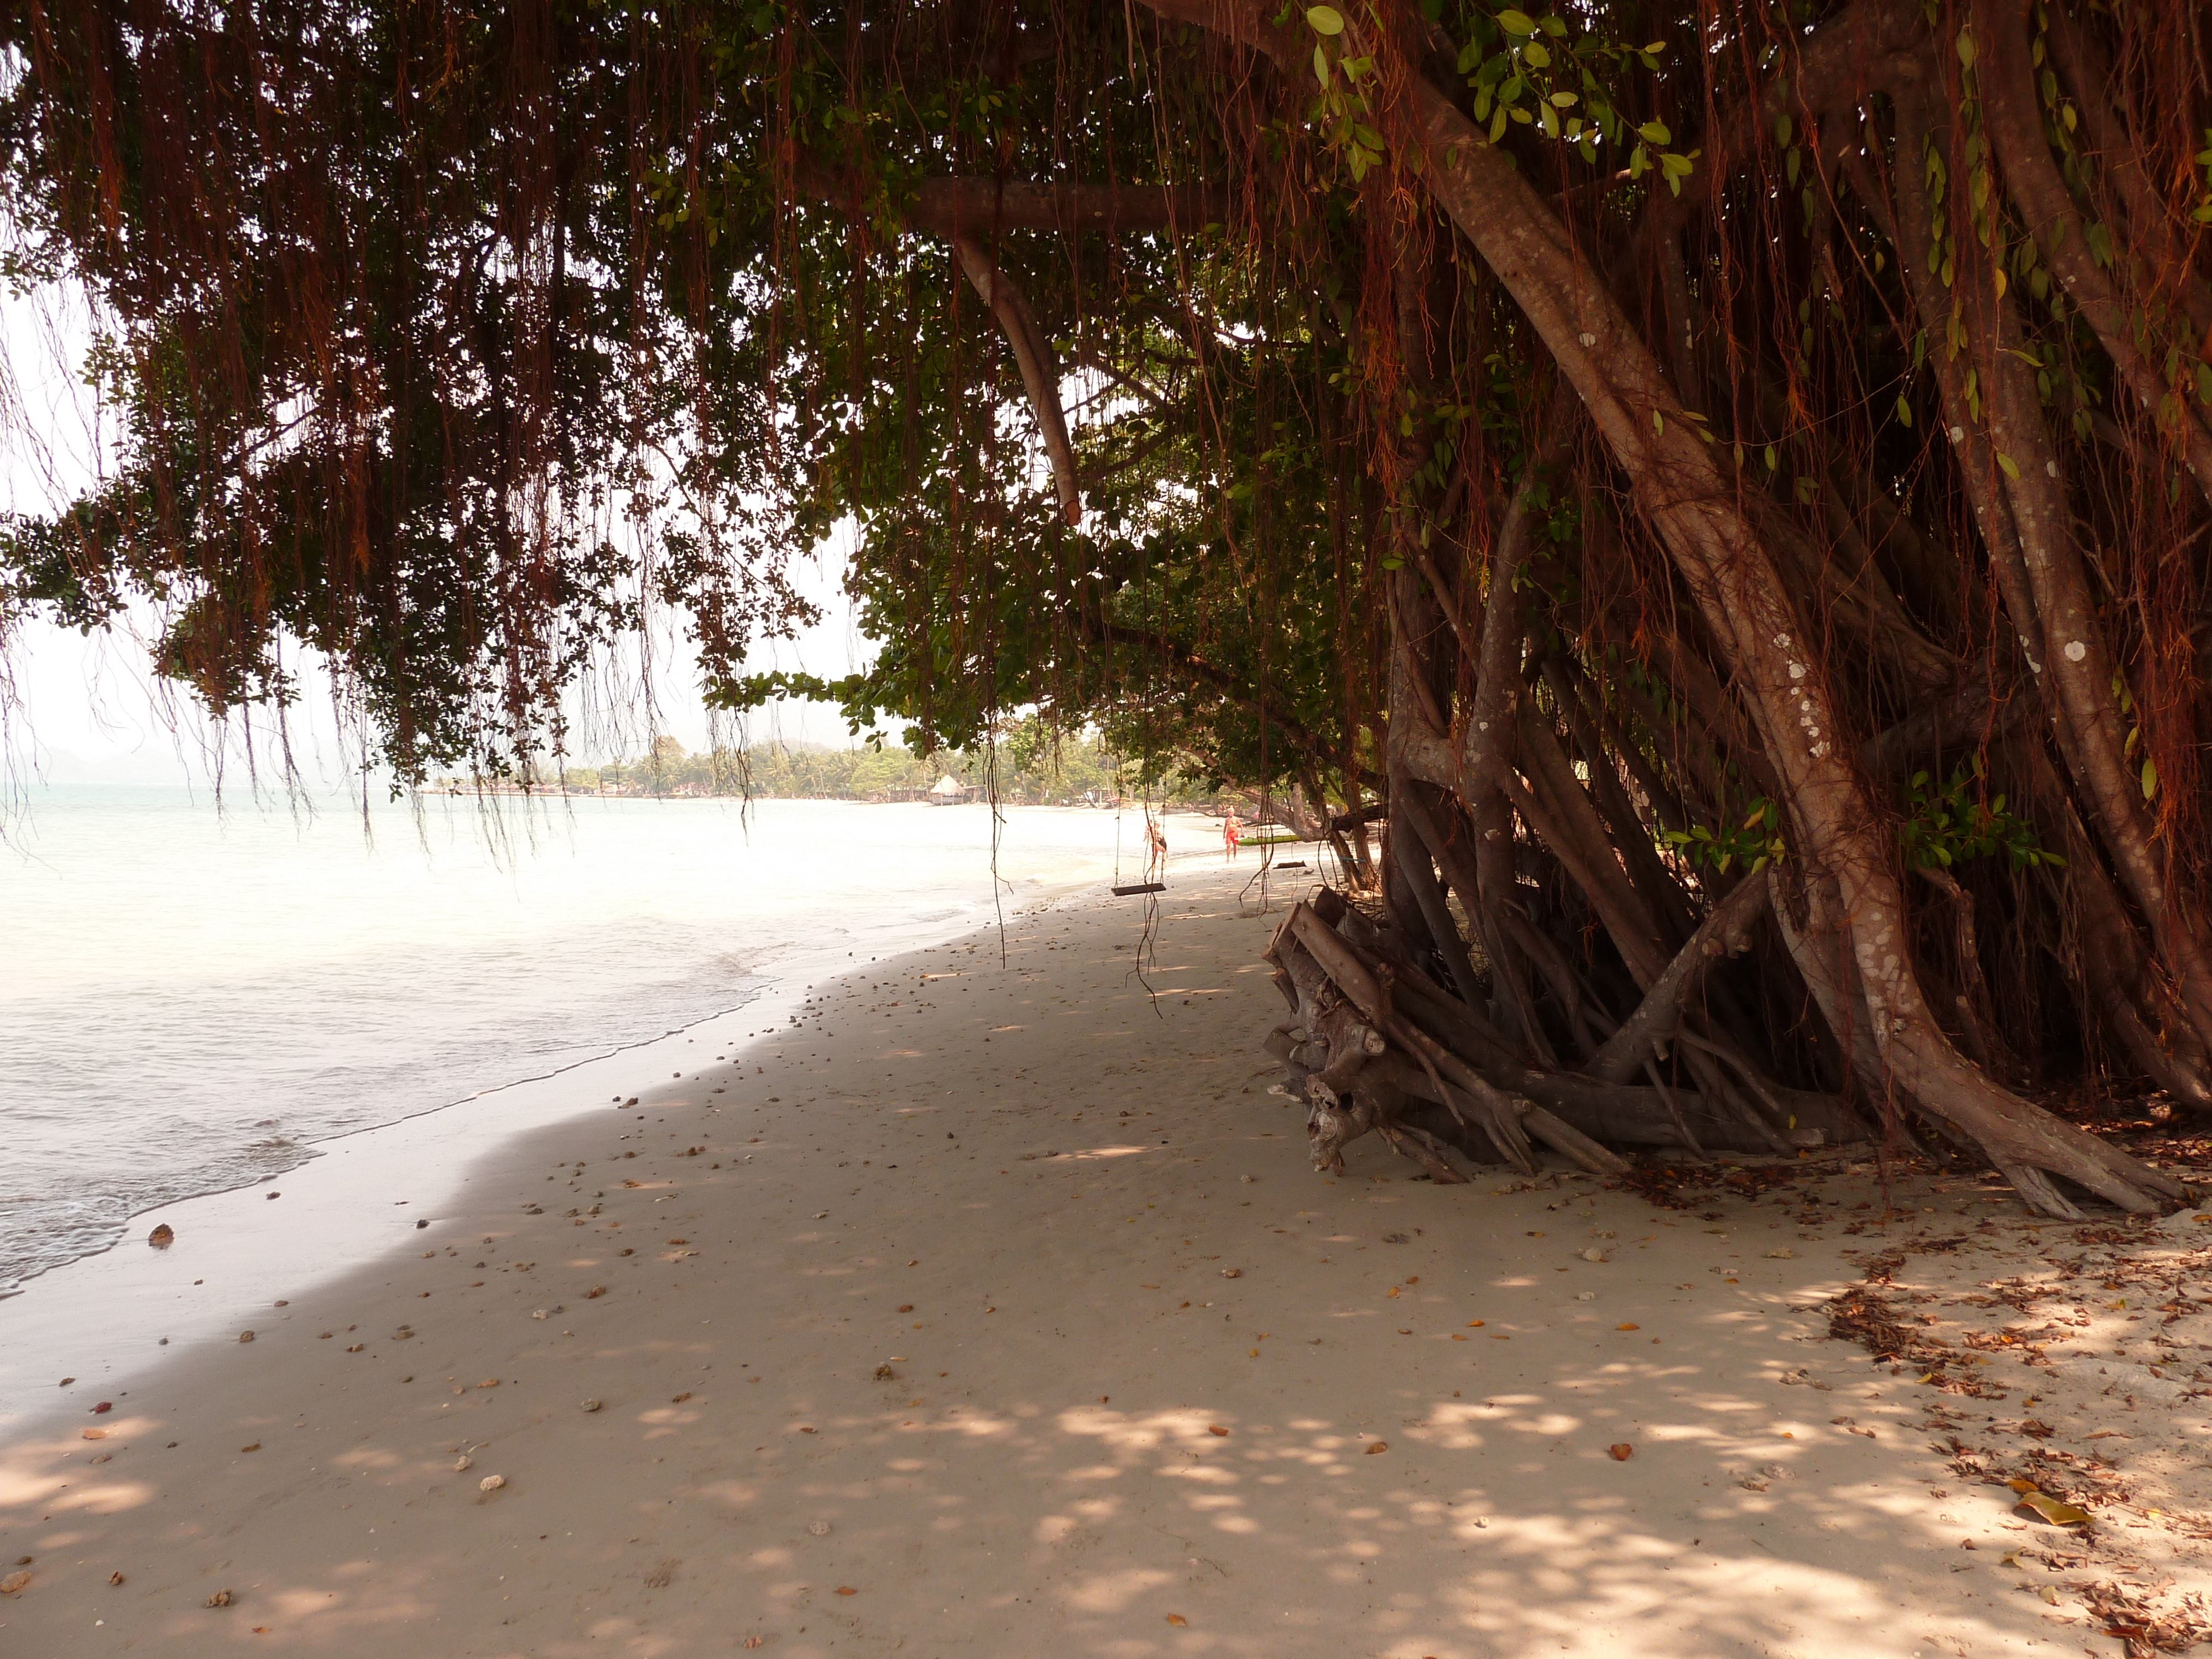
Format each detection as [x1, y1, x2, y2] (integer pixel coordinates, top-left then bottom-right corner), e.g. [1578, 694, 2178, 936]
[434, 727, 1228, 808]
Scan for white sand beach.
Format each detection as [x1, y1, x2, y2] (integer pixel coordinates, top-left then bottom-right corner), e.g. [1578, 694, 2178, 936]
[4, 864, 2209, 1657]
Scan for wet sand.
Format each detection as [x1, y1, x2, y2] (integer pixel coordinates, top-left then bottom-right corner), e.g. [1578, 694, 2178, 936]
[1, 865, 2198, 1656]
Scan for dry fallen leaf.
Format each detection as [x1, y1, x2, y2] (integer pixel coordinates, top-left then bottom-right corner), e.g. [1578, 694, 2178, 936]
[1366, 1441, 1389, 1455]
[742, 1639, 764, 1650]
[0, 1572, 28, 1595]
[1616, 1323, 1641, 1331]
[835, 1585, 858, 1597]
[108, 1572, 125, 1587]
[1208, 1425, 1229, 1436]
[1166, 1613, 1188, 1626]
[2007, 1480, 2091, 1526]
[81, 1428, 106, 1441]
[1609, 1443, 1635, 1461]
[1467, 1320, 1484, 1328]
[1220, 1268, 1242, 1279]
[206, 1589, 234, 1608]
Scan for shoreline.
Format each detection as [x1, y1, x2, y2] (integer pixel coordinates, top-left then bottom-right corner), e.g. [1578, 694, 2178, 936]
[6, 863, 2203, 1656]
[0, 837, 1231, 1433]
[0, 794, 1200, 1318]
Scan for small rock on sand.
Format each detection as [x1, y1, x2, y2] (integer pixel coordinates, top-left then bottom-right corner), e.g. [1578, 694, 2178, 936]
[148, 1224, 174, 1248]
[479, 1474, 505, 1493]
[1, 1571, 29, 1595]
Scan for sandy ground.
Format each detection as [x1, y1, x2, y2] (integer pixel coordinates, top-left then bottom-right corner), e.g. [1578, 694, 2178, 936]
[4, 864, 2208, 1657]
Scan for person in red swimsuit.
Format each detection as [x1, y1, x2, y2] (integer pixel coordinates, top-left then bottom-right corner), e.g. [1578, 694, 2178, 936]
[1223, 811, 1241, 860]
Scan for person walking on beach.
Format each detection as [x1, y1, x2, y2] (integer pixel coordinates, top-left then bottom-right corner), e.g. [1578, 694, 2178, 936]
[1146, 813, 1167, 880]
[1223, 810, 1241, 862]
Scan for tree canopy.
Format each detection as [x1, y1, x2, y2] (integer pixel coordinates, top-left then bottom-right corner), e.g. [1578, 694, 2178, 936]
[6, 0, 2212, 1213]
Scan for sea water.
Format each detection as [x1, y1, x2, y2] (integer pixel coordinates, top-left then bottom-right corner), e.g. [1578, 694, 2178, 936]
[0, 786, 1149, 1293]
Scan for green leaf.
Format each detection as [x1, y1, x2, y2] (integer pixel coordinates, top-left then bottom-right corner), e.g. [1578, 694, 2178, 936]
[2143, 757, 2159, 800]
[1637, 119, 1672, 146]
[1523, 40, 1551, 68]
[1895, 395, 1913, 427]
[1996, 451, 2021, 480]
[1497, 9, 1537, 36]
[1306, 6, 1345, 36]
[1313, 43, 1329, 86]
[1956, 26, 1978, 69]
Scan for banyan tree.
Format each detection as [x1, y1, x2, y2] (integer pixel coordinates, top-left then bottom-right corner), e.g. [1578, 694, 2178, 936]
[4, 1, 2211, 1215]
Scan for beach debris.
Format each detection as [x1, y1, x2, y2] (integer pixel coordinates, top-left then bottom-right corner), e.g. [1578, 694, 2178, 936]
[92, 1401, 112, 1413]
[2009, 1480, 2091, 1527]
[58, 1377, 74, 1386]
[873, 1365, 896, 1381]
[1220, 1267, 1243, 1279]
[1765, 1248, 1797, 1259]
[238, 1331, 255, 1343]
[0, 1571, 28, 1595]
[670, 1392, 692, 1404]
[808, 1521, 832, 1537]
[1208, 1425, 1229, 1437]
[265, 1192, 280, 1200]
[453, 1456, 473, 1473]
[532, 1308, 550, 1320]
[206, 1589, 234, 1608]
[148, 1224, 174, 1248]
[108, 1572, 124, 1585]
[1365, 1441, 1388, 1454]
[1617, 1322, 1641, 1331]
[1580, 1248, 1609, 1263]
[742, 1639, 764, 1650]
[1609, 1443, 1636, 1460]
[644, 1559, 677, 1589]
[581, 1399, 603, 1412]
[478, 1474, 505, 1493]
[834, 1585, 858, 1597]
[82, 1427, 107, 1440]
[416, 1219, 429, 1229]
[346, 1343, 364, 1352]
[1239, 1174, 1255, 1183]
[587, 1287, 607, 1299]
[1166, 1613, 1188, 1626]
